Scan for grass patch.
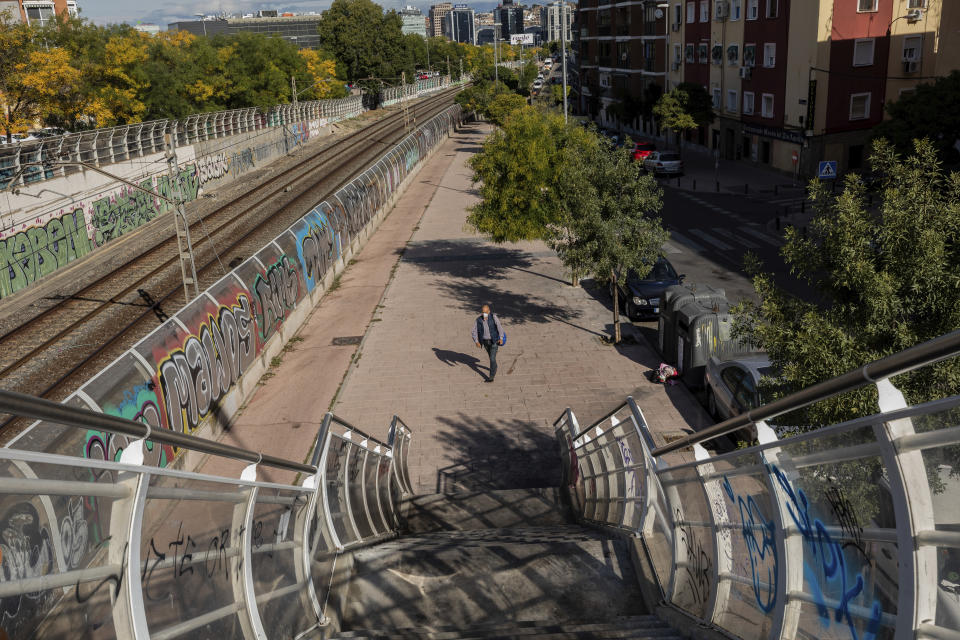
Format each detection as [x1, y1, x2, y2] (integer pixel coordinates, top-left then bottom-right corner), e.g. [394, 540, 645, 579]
[328, 273, 343, 293]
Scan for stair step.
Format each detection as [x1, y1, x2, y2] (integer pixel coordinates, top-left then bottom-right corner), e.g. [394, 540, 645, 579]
[337, 632, 682, 640]
[401, 488, 572, 534]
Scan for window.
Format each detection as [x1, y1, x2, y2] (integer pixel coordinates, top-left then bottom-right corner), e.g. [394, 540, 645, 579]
[686, 1, 695, 22]
[700, 0, 709, 22]
[747, 0, 758, 19]
[599, 72, 611, 88]
[743, 91, 755, 114]
[712, 43, 723, 64]
[743, 43, 756, 66]
[849, 92, 871, 120]
[674, 43, 682, 62]
[674, 3, 682, 25]
[712, 87, 721, 108]
[731, 0, 741, 19]
[908, 0, 925, 6]
[765, 0, 778, 18]
[857, 0, 877, 11]
[763, 42, 776, 67]
[727, 43, 739, 64]
[685, 43, 695, 62]
[727, 89, 738, 112]
[853, 38, 875, 66]
[761, 93, 774, 118]
[903, 35, 922, 61]
[698, 42, 709, 63]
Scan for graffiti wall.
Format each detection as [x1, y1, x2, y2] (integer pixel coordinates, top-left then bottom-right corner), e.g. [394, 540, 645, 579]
[0, 109, 357, 301]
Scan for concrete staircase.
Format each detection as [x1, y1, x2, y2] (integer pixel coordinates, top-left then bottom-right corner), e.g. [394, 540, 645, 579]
[332, 489, 681, 640]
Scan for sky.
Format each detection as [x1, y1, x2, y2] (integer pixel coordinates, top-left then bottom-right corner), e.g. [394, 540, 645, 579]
[78, 0, 499, 27]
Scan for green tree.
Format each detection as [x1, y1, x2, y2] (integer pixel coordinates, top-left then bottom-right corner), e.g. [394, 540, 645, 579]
[874, 71, 960, 165]
[653, 87, 698, 154]
[318, 0, 410, 83]
[485, 93, 528, 126]
[676, 82, 715, 128]
[733, 138, 960, 515]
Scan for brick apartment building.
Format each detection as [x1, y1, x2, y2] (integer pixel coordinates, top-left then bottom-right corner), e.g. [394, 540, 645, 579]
[577, 0, 959, 176]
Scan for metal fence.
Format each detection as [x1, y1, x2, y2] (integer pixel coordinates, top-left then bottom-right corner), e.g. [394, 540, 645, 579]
[0, 390, 414, 640]
[556, 329, 960, 640]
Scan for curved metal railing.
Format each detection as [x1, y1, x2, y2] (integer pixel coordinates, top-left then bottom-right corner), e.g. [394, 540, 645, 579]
[555, 330, 960, 640]
[0, 390, 415, 640]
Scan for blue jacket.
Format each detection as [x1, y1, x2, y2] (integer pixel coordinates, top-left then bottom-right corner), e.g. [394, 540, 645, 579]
[471, 313, 503, 344]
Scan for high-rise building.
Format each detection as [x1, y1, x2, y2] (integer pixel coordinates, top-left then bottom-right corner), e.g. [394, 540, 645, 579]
[446, 5, 477, 44]
[541, 1, 573, 43]
[399, 5, 427, 38]
[429, 2, 453, 37]
[168, 14, 323, 49]
[3, 0, 76, 25]
[495, 0, 525, 38]
[133, 22, 160, 35]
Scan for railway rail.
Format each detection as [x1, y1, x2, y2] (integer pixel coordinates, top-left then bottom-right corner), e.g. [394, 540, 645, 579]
[0, 87, 464, 442]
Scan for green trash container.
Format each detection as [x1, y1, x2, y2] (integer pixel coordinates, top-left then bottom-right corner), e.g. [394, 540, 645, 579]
[676, 299, 754, 387]
[658, 284, 726, 364]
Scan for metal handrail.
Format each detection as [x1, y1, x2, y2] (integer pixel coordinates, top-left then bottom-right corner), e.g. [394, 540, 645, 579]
[0, 388, 316, 473]
[309, 413, 333, 468]
[328, 413, 390, 448]
[651, 328, 960, 457]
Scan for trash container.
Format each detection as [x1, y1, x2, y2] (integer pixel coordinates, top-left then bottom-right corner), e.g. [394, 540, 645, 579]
[675, 299, 754, 387]
[658, 284, 726, 364]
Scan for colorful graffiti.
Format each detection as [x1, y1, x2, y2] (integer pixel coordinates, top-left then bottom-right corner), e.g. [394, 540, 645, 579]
[254, 255, 300, 341]
[722, 474, 779, 613]
[296, 213, 337, 293]
[86, 383, 172, 470]
[158, 294, 256, 435]
[0, 209, 94, 298]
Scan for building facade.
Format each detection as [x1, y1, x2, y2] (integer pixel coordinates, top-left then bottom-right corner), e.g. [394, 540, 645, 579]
[169, 15, 323, 49]
[400, 5, 428, 38]
[447, 5, 477, 44]
[541, 1, 574, 43]
[2, 0, 77, 25]
[429, 2, 453, 37]
[496, 0, 526, 38]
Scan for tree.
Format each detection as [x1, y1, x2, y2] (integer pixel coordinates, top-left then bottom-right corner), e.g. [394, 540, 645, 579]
[318, 0, 409, 83]
[653, 88, 698, 154]
[874, 70, 960, 165]
[675, 82, 715, 128]
[732, 138, 960, 515]
[299, 49, 348, 100]
[485, 93, 528, 126]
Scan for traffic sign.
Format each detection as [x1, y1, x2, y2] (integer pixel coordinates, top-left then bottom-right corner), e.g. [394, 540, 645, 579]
[818, 160, 837, 179]
[791, 151, 799, 164]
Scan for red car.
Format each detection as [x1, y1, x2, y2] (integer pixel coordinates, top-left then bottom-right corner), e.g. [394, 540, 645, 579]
[632, 142, 657, 161]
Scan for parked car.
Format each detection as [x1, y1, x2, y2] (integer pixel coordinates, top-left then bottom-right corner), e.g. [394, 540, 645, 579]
[631, 141, 656, 161]
[704, 354, 777, 421]
[30, 127, 69, 138]
[643, 151, 684, 176]
[610, 257, 685, 319]
[9, 132, 38, 143]
[533, 80, 543, 89]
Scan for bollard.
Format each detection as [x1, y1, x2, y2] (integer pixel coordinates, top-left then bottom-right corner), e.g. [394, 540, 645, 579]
[776, 216, 780, 230]
[774, 184, 779, 196]
[677, 177, 681, 188]
[744, 183, 749, 195]
[693, 179, 696, 191]
[801, 200, 805, 213]
[716, 180, 720, 193]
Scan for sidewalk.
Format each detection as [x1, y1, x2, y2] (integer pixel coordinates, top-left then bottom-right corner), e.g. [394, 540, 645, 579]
[332, 122, 710, 494]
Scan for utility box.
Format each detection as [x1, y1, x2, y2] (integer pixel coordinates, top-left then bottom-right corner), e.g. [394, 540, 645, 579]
[675, 299, 754, 387]
[658, 284, 726, 364]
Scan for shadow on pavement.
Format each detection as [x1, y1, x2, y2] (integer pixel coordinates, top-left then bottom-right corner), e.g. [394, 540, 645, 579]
[432, 347, 488, 380]
[432, 412, 561, 493]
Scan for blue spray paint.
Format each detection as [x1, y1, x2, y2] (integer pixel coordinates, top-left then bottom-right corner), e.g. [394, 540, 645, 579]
[722, 476, 779, 612]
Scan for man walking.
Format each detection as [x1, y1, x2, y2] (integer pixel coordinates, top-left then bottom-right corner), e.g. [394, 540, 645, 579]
[471, 304, 504, 383]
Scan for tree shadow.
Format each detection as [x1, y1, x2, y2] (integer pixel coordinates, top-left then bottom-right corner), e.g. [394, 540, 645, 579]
[432, 347, 488, 380]
[432, 412, 562, 493]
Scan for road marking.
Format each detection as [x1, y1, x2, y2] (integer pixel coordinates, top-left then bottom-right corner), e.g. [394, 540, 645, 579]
[741, 226, 783, 247]
[712, 227, 759, 249]
[667, 230, 706, 253]
[689, 228, 734, 251]
[662, 242, 682, 254]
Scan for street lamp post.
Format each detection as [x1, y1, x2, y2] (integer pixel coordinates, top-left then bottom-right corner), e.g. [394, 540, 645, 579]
[561, 3, 568, 123]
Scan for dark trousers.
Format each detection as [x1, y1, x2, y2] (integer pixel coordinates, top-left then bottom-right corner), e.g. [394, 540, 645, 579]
[482, 341, 499, 379]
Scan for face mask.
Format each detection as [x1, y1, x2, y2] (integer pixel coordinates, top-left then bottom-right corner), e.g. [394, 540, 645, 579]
[482, 312, 489, 318]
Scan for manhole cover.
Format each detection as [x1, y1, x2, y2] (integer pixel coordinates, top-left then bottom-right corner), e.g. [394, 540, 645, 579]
[331, 336, 363, 346]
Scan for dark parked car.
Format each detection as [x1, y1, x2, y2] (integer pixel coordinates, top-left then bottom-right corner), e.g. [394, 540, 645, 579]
[610, 257, 685, 319]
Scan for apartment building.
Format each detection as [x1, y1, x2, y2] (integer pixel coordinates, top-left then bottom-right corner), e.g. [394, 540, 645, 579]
[447, 4, 477, 44]
[664, 0, 958, 175]
[1, 0, 77, 25]
[577, 0, 668, 132]
[429, 3, 453, 38]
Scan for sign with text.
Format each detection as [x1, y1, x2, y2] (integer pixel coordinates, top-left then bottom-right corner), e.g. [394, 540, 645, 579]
[510, 33, 534, 45]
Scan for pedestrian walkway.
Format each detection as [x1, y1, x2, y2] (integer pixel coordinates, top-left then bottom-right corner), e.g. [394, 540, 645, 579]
[331, 122, 711, 494]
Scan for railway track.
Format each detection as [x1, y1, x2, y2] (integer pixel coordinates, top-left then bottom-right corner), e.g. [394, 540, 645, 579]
[0, 87, 464, 441]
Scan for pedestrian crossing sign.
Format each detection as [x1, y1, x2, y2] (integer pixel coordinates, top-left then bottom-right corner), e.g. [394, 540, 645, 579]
[818, 160, 838, 179]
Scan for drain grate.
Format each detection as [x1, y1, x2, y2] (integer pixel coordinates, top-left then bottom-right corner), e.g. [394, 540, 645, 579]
[331, 336, 363, 346]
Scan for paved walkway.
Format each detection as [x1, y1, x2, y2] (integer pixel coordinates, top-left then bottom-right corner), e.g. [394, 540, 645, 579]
[332, 122, 710, 494]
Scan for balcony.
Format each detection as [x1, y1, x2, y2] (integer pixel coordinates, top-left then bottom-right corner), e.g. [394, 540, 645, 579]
[616, 23, 631, 36]
[598, 25, 611, 36]
[598, 55, 613, 67]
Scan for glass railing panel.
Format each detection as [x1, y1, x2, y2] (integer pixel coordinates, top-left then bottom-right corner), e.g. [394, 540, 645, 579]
[363, 452, 387, 535]
[618, 430, 645, 530]
[709, 451, 776, 640]
[139, 473, 247, 638]
[325, 437, 356, 547]
[376, 455, 396, 530]
[661, 463, 715, 620]
[250, 488, 315, 638]
[0, 456, 125, 640]
[646, 465, 677, 595]
[347, 447, 374, 540]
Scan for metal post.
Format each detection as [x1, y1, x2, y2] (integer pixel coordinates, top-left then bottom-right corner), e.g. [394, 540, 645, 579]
[494, 23, 500, 84]
[561, 5, 568, 123]
[164, 133, 200, 304]
[292, 75, 297, 109]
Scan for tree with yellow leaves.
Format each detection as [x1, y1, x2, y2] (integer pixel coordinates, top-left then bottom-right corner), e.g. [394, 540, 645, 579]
[298, 49, 347, 100]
